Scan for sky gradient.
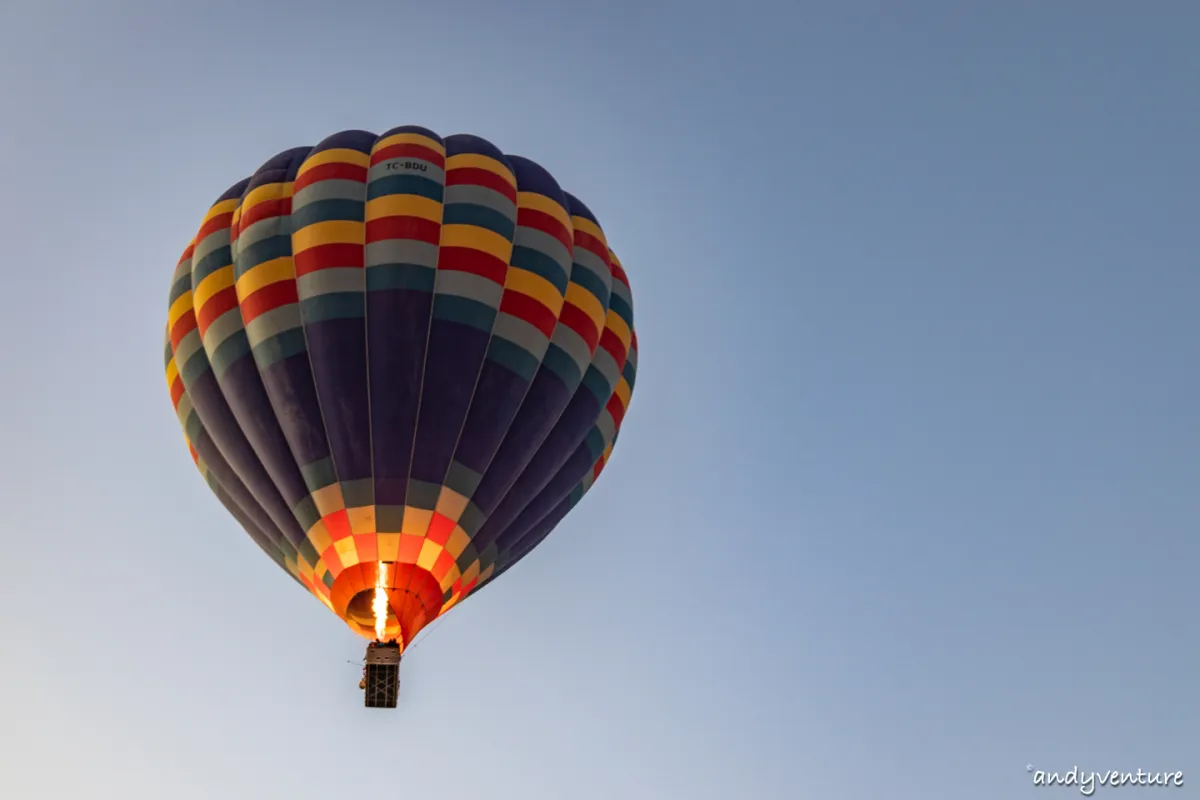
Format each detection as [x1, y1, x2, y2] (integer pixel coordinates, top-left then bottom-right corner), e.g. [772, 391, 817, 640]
[0, 1, 1196, 798]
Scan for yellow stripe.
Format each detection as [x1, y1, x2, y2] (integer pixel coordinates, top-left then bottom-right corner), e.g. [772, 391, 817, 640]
[438, 564, 462, 593]
[504, 268, 565, 317]
[192, 265, 235, 311]
[416, 539, 442, 571]
[445, 153, 517, 188]
[602, 440, 615, 460]
[377, 533, 401, 562]
[333, 536, 357, 565]
[365, 194, 443, 224]
[201, 198, 240, 227]
[298, 148, 370, 174]
[439, 224, 513, 264]
[165, 359, 179, 387]
[235, 257, 294, 301]
[445, 527, 471, 560]
[167, 291, 194, 329]
[292, 220, 364, 252]
[571, 215, 607, 246]
[305, 520, 332, 558]
[311, 483, 346, 518]
[460, 561, 480, 585]
[564, 283, 605, 334]
[434, 488, 469, 521]
[517, 191, 573, 232]
[241, 181, 292, 212]
[402, 507, 432, 535]
[346, 505, 375, 536]
[231, 204, 243, 229]
[605, 309, 633, 352]
[373, 132, 446, 156]
[609, 250, 624, 271]
[613, 377, 632, 408]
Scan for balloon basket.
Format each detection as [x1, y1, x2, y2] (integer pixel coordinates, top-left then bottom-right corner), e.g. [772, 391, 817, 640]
[363, 641, 402, 709]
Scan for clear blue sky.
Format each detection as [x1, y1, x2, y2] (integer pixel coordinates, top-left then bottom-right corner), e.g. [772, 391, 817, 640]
[1, 1, 1196, 797]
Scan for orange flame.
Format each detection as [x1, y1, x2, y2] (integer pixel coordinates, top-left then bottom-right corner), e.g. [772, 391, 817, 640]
[373, 561, 389, 641]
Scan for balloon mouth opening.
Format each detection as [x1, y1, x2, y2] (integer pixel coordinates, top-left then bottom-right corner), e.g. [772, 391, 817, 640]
[346, 591, 400, 639]
[329, 561, 446, 645]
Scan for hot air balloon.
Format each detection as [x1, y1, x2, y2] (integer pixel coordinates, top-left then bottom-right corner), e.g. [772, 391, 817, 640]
[163, 126, 638, 707]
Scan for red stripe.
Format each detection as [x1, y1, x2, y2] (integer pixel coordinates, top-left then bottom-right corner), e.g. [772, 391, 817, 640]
[239, 197, 292, 233]
[611, 261, 630, 288]
[240, 279, 298, 324]
[630, 330, 638, 352]
[436, 246, 507, 284]
[323, 510, 352, 541]
[353, 534, 378, 562]
[365, 215, 440, 245]
[196, 285, 239, 336]
[293, 162, 368, 193]
[294, 243, 364, 277]
[557, 302, 601, 351]
[573, 230, 609, 264]
[196, 211, 234, 244]
[446, 167, 517, 203]
[169, 310, 197, 350]
[517, 208, 573, 254]
[500, 290, 557, 338]
[370, 143, 446, 169]
[179, 243, 195, 263]
[170, 376, 185, 407]
[432, 549, 455, 579]
[606, 393, 627, 428]
[320, 544, 344, 576]
[598, 328, 628, 368]
[427, 512, 455, 545]
[188, 443, 199, 464]
[593, 459, 605, 479]
[397, 534, 422, 563]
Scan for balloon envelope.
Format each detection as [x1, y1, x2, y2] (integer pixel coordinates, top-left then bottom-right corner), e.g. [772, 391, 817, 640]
[164, 126, 637, 647]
